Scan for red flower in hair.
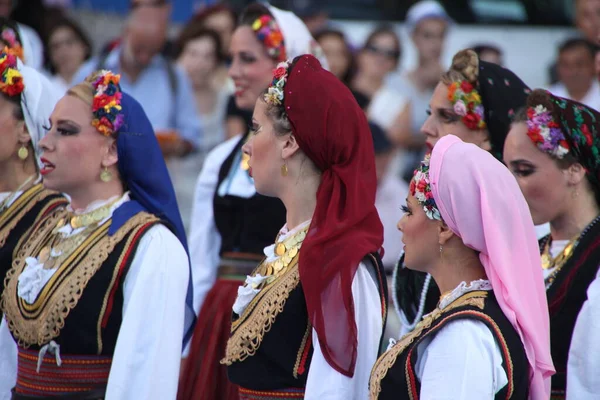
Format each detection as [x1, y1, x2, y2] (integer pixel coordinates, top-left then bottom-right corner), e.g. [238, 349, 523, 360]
[462, 113, 480, 130]
[460, 81, 474, 93]
[274, 66, 287, 79]
[527, 108, 535, 119]
[93, 94, 113, 110]
[548, 121, 559, 128]
[582, 124, 593, 145]
[6, 76, 23, 96]
[527, 126, 544, 144]
[409, 179, 416, 195]
[259, 15, 270, 25]
[559, 139, 570, 150]
[416, 179, 427, 193]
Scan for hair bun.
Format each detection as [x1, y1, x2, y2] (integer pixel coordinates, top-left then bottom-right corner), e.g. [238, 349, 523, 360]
[450, 49, 479, 84]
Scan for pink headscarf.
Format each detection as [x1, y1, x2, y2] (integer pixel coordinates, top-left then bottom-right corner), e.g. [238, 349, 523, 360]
[429, 135, 554, 400]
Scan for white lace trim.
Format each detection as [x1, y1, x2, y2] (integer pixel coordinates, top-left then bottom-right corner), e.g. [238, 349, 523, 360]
[231, 219, 312, 315]
[16, 192, 131, 304]
[439, 279, 492, 310]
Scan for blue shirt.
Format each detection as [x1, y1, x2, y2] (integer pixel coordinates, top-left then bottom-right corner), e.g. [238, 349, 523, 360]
[74, 47, 202, 149]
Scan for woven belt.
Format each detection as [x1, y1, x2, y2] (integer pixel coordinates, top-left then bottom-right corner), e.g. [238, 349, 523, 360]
[239, 387, 305, 399]
[15, 347, 110, 398]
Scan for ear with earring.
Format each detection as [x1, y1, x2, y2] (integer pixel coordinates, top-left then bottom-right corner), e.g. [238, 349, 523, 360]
[100, 166, 112, 183]
[17, 144, 28, 160]
[281, 162, 288, 177]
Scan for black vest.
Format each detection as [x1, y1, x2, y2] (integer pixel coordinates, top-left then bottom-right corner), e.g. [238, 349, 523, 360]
[225, 253, 388, 391]
[2, 211, 159, 356]
[371, 290, 529, 400]
[541, 216, 600, 397]
[0, 185, 66, 287]
[213, 134, 286, 256]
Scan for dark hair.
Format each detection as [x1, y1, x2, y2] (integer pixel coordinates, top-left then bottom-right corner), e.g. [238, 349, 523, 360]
[471, 43, 502, 58]
[558, 37, 598, 59]
[314, 29, 356, 85]
[513, 90, 600, 206]
[239, 3, 271, 27]
[193, 4, 237, 27]
[362, 25, 402, 69]
[45, 17, 92, 75]
[1, 92, 23, 121]
[173, 25, 223, 64]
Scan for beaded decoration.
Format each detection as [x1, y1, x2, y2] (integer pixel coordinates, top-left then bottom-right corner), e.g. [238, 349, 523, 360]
[252, 15, 286, 62]
[526, 104, 570, 159]
[264, 60, 292, 106]
[91, 70, 124, 137]
[447, 80, 486, 130]
[0, 47, 24, 97]
[409, 154, 441, 220]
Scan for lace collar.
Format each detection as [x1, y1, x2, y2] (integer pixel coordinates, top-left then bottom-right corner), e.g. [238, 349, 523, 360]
[439, 279, 492, 310]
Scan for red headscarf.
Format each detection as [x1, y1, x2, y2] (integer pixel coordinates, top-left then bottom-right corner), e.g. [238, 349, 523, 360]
[283, 55, 384, 377]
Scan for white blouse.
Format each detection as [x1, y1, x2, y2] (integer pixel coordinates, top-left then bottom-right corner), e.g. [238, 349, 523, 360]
[0, 194, 189, 400]
[232, 221, 383, 399]
[412, 280, 508, 399]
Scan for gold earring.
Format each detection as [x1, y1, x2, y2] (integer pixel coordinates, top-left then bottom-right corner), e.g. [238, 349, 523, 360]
[281, 163, 288, 177]
[100, 167, 112, 183]
[17, 145, 28, 160]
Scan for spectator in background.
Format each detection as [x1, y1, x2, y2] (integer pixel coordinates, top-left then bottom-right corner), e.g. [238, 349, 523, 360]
[549, 38, 600, 111]
[388, 0, 451, 182]
[351, 26, 409, 152]
[289, 0, 329, 36]
[175, 27, 230, 152]
[192, 4, 237, 59]
[45, 17, 92, 94]
[315, 29, 354, 85]
[472, 43, 504, 66]
[75, 6, 201, 158]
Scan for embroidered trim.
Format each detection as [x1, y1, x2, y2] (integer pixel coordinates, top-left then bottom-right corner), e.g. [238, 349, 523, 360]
[368, 291, 487, 399]
[2, 211, 158, 347]
[0, 185, 63, 247]
[221, 257, 300, 365]
[293, 321, 312, 378]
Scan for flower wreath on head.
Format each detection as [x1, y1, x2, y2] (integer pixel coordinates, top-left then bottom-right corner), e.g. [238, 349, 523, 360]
[1, 27, 24, 61]
[264, 60, 292, 106]
[91, 70, 124, 137]
[525, 104, 569, 159]
[0, 47, 24, 97]
[409, 154, 441, 221]
[252, 15, 286, 62]
[447, 80, 486, 130]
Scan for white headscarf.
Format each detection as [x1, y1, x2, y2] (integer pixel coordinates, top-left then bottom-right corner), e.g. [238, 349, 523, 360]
[266, 4, 329, 69]
[17, 59, 62, 167]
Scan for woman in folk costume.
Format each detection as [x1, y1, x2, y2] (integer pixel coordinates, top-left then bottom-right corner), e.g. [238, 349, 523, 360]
[0, 70, 195, 400]
[370, 135, 554, 399]
[392, 49, 541, 338]
[503, 90, 600, 399]
[179, 4, 326, 400]
[0, 48, 65, 396]
[221, 54, 387, 400]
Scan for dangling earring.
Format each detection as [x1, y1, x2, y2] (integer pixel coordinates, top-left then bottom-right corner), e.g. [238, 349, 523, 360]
[100, 166, 112, 183]
[281, 162, 288, 177]
[439, 245, 443, 258]
[17, 144, 28, 160]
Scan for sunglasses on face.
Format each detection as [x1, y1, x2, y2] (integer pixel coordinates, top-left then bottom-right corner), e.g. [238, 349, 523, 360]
[365, 44, 400, 60]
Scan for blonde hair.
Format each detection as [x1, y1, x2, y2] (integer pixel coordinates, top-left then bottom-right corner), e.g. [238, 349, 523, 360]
[66, 71, 105, 106]
[441, 49, 479, 87]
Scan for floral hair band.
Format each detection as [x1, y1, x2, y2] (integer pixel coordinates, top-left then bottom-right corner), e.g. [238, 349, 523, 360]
[447, 80, 486, 130]
[264, 60, 291, 106]
[252, 15, 286, 62]
[1, 27, 24, 61]
[409, 154, 441, 220]
[0, 47, 24, 97]
[91, 70, 124, 137]
[525, 104, 569, 158]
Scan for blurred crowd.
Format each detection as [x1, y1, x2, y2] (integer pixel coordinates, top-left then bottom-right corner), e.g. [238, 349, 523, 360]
[9, 0, 600, 270]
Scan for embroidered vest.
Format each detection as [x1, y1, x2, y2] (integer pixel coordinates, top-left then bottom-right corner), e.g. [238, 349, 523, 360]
[0, 184, 66, 285]
[223, 253, 388, 392]
[213, 134, 286, 256]
[370, 290, 529, 400]
[540, 218, 600, 398]
[1, 210, 160, 397]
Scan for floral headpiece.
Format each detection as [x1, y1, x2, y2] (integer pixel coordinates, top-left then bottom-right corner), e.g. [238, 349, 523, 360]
[409, 154, 441, 220]
[264, 60, 292, 106]
[0, 47, 24, 97]
[91, 70, 124, 137]
[252, 15, 286, 62]
[1, 27, 24, 61]
[447, 80, 486, 130]
[525, 104, 569, 158]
